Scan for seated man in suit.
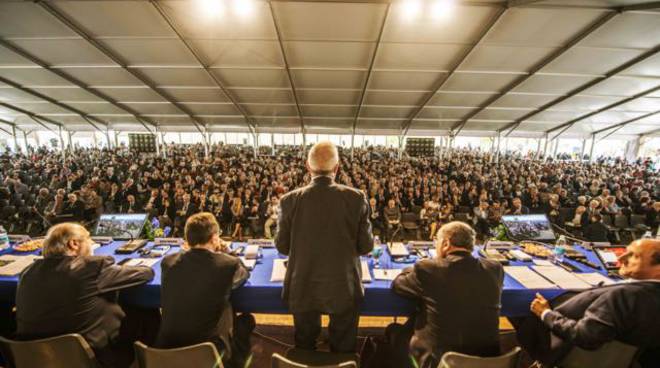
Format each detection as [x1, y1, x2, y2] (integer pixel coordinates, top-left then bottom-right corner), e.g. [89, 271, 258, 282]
[392, 221, 504, 368]
[521, 239, 660, 367]
[60, 193, 85, 222]
[16, 223, 154, 367]
[156, 212, 253, 368]
[582, 214, 609, 242]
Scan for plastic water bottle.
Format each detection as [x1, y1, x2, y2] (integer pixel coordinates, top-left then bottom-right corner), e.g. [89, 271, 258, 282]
[0, 226, 9, 251]
[554, 235, 567, 264]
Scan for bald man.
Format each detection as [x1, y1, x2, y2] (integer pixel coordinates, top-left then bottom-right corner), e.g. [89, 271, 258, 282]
[275, 142, 374, 353]
[16, 223, 154, 367]
[520, 239, 660, 367]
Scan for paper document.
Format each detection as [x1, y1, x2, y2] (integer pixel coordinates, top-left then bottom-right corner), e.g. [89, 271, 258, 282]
[574, 273, 616, 286]
[373, 268, 402, 281]
[388, 243, 409, 257]
[532, 259, 553, 266]
[504, 266, 557, 289]
[239, 257, 257, 270]
[244, 245, 260, 259]
[532, 266, 592, 289]
[124, 258, 160, 268]
[270, 258, 287, 282]
[0, 255, 40, 276]
[361, 260, 372, 283]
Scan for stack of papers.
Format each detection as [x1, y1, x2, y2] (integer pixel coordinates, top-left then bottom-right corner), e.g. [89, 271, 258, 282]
[361, 260, 372, 283]
[532, 259, 553, 266]
[270, 259, 287, 282]
[575, 272, 617, 286]
[373, 269, 402, 281]
[388, 243, 409, 257]
[123, 258, 160, 268]
[0, 255, 40, 276]
[504, 266, 557, 289]
[532, 266, 592, 289]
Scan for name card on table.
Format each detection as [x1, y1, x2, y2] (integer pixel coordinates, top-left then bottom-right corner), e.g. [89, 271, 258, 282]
[361, 260, 372, 283]
[373, 269, 402, 281]
[123, 258, 160, 268]
[271, 259, 287, 282]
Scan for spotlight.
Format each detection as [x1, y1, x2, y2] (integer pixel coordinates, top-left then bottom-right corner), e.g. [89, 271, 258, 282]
[232, 0, 255, 18]
[401, 0, 422, 21]
[198, 0, 224, 18]
[431, 0, 456, 20]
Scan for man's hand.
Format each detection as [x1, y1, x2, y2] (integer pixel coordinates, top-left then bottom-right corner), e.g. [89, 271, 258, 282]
[531, 293, 551, 318]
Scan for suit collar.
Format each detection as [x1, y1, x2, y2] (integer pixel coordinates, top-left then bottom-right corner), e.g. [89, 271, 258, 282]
[311, 175, 334, 186]
[445, 250, 472, 262]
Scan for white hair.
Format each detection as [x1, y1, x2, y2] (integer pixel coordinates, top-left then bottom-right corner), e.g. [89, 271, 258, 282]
[307, 141, 339, 174]
[43, 223, 89, 257]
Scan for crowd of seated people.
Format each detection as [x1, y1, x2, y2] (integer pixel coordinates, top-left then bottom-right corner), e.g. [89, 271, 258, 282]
[0, 144, 658, 243]
[2, 141, 660, 368]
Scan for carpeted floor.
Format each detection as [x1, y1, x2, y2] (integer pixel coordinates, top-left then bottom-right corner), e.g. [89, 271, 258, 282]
[247, 314, 532, 368]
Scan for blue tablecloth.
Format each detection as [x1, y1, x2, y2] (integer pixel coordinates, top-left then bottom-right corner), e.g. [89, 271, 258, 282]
[0, 242, 611, 317]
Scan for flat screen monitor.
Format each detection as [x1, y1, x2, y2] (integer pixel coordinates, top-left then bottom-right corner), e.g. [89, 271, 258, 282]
[594, 246, 628, 271]
[94, 213, 147, 239]
[501, 214, 556, 241]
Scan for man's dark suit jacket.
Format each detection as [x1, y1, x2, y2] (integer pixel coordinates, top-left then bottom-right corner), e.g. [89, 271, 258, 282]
[16, 255, 154, 349]
[582, 221, 609, 242]
[156, 248, 249, 353]
[275, 175, 374, 313]
[62, 200, 85, 221]
[523, 281, 660, 366]
[392, 252, 504, 364]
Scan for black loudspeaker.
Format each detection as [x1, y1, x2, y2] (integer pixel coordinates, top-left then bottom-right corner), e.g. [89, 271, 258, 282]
[405, 138, 434, 157]
[128, 134, 156, 153]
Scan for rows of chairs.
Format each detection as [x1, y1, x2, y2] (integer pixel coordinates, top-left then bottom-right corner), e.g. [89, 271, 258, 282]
[560, 208, 649, 243]
[0, 333, 643, 368]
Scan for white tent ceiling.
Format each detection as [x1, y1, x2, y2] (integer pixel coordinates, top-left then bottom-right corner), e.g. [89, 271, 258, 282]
[0, 0, 658, 140]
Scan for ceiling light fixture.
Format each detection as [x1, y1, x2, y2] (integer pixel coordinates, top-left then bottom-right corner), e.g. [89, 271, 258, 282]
[401, 0, 423, 21]
[431, 0, 456, 20]
[198, 0, 224, 18]
[232, 0, 255, 18]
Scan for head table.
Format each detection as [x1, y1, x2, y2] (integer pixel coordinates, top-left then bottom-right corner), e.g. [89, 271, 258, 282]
[0, 241, 612, 317]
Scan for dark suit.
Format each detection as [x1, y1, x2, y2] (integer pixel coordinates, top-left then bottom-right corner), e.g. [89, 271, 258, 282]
[516, 282, 660, 367]
[16, 256, 154, 358]
[275, 175, 373, 352]
[582, 221, 609, 242]
[393, 252, 504, 368]
[62, 199, 85, 221]
[156, 248, 250, 365]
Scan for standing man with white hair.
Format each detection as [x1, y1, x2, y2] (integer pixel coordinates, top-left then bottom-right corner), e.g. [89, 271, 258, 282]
[276, 141, 374, 353]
